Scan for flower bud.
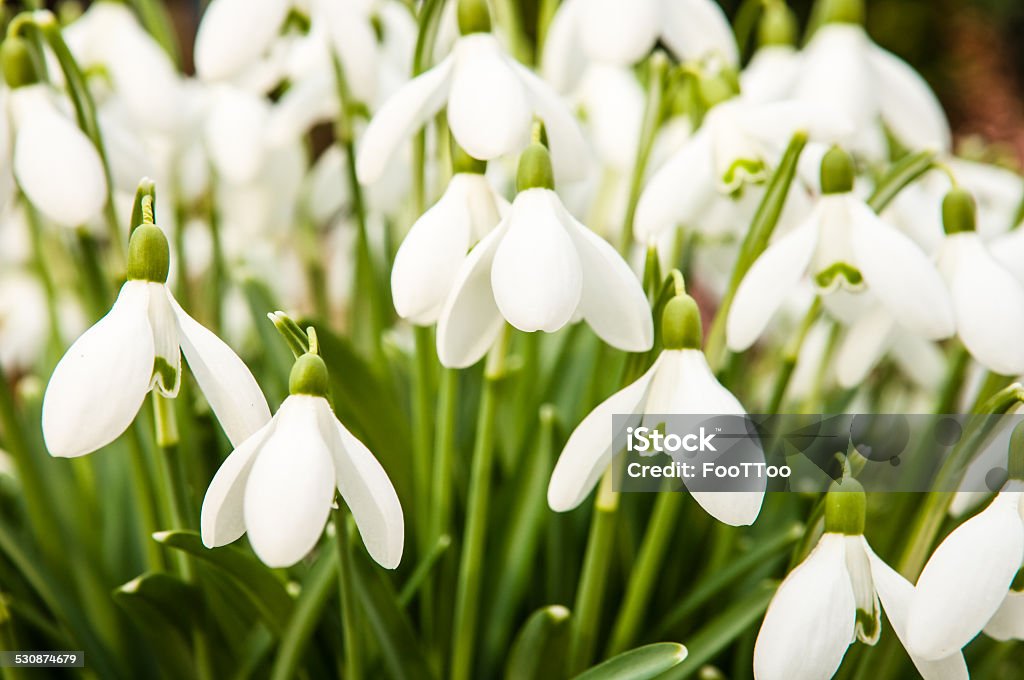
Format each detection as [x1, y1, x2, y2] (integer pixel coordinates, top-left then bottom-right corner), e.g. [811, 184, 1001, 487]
[516, 142, 555, 192]
[824, 477, 866, 535]
[457, 0, 491, 35]
[941, 187, 977, 235]
[820, 146, 854, 195]
[818, 0, 865, 26]
[126, 224, 170, 283]
[662, 294, 702, 350]
[759, 1, 798, 47]
[1, 36, 38, 89]
[289, 353, 329, 397]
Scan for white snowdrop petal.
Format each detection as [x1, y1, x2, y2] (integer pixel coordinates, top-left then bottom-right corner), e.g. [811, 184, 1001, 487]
[908, 492, 1024, 660]
[741, 46, 801, 105]
[314, 0, 379, 104]
[984, 590, 1024, 642]
[559, 203, 652, 352]
[204, 88, 271, 186]
[656, 350, 764, 526]
[634, 130, 715, 243]
[727, 216, 819, 352]
[244, 397, 336, 568]
[661, 0, 739, 66]
[836, 307, 896, 389]
[865, 540, 969, 680]
[848, 199, 954, 340]
[14, 107, 107, 228]
[195, 0, 290, 81]
[577, 65, 644, 169]
[845, 536, 880, 644]
[355, 54, 454, 184]
[42, 282, 154, 458]
[491, 190, 582, 334]
[946, 234, 1024, 374]
[391, 176, 477, 324]
[147, 282, 181, 397]
[754, 534, 855, 680]
[316, 400, 404, 569]
[448, 36, 531, 161]
[200, 417, 277, 548]
[540, 0, 587, 92]
[436, 218, 509, 368]
[579, 0, 660, 65]
[868, 45, 951, 153]
[511, 60, 591, 183]
[169, 292, 271, 446]
[548, 356, 661, 512]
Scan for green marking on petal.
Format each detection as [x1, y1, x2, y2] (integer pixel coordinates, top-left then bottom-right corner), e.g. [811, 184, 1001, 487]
[814, 262, 863, 291]
[152, 356, 179, 396]
[855, 607, 879, 643]
[723, 157, 767, 192]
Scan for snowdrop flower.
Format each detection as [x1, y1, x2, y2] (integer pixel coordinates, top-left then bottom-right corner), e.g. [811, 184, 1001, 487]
[357, 0, 588, 186]
[935, 188, 1024, 375]
[548, 293, 763, 525]
[739, 2, 801, 105]
[2, 38, 106, 228]
[392, 153, 507, 325]
[793, 0, 950, 157]
[201, 340, 404, 569]
[908, 426, 1024, 659]
[42, 214, 270, 457]
[727, 147, 954, 352]
[435, 141, 652, 368]
[754, 479, 968, 680]
[542, 0, 737, 92]
[634, 70, 851, 243]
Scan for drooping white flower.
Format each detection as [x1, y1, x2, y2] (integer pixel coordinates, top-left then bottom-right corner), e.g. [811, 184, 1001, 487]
[634, 71, 851, 243]
[356, 0, 588, 186]
[194, 0, 292, 83]
[435, 142, 651, 368]
[392, 168, 507, 325]
[548, 294, 763, 525]
[935, 190, 1024, 375]
[41, 224, 270, 457]
[201, 349, 404, 569]
[908, 483, 1024, 659]
[794, 18, 950, 157]
[7, 83, 107, 227]
[754, 480, 967, 680]
[727, 147, 954, 353]
[542, 0, 737, 92]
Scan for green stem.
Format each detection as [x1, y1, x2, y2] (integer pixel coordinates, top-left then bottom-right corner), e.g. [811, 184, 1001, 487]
[933, 344, 970, 414]
[494, 0, 532, 63]
[128, 0, 180, 65]
[764, 297, 821, 413]
[23, 197, 63, 359]
[567, 470, 619, 675]
[450, 329, 508, 680]
[607, 489, 682, 655]
[411, 325, 436, 549]
[335, 510, 362, 680]
[866, 150, 938, 214]
[126, 425, 166, 571]
[619, 53, 668, 254]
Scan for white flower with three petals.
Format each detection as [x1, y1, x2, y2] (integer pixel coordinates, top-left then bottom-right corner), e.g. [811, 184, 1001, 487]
[754, 481, 967, 680]
[42, 224, 270, 457]
[392, 169, 507, 325]
[435, 143, 652, 368]
[201, 349, 403, 569]
[727, 147, 954, 353]
[547, 294, 763, 526]
[356, 0, 588, 186]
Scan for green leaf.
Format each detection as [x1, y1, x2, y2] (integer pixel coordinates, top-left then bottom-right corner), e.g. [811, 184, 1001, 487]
[866, 150, 936, 214]
[270, 543, 338, 680]
[153, 530, 294, 634]
[505, 605, 571, 680]
[349, 541, 434, 680]
[659, 581, 778, 679]
[573, 642, 688, 680]
[113, 573, 198, 679]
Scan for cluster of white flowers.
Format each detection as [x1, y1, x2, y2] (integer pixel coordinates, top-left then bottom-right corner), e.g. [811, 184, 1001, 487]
[8, 0, 1024, 677]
